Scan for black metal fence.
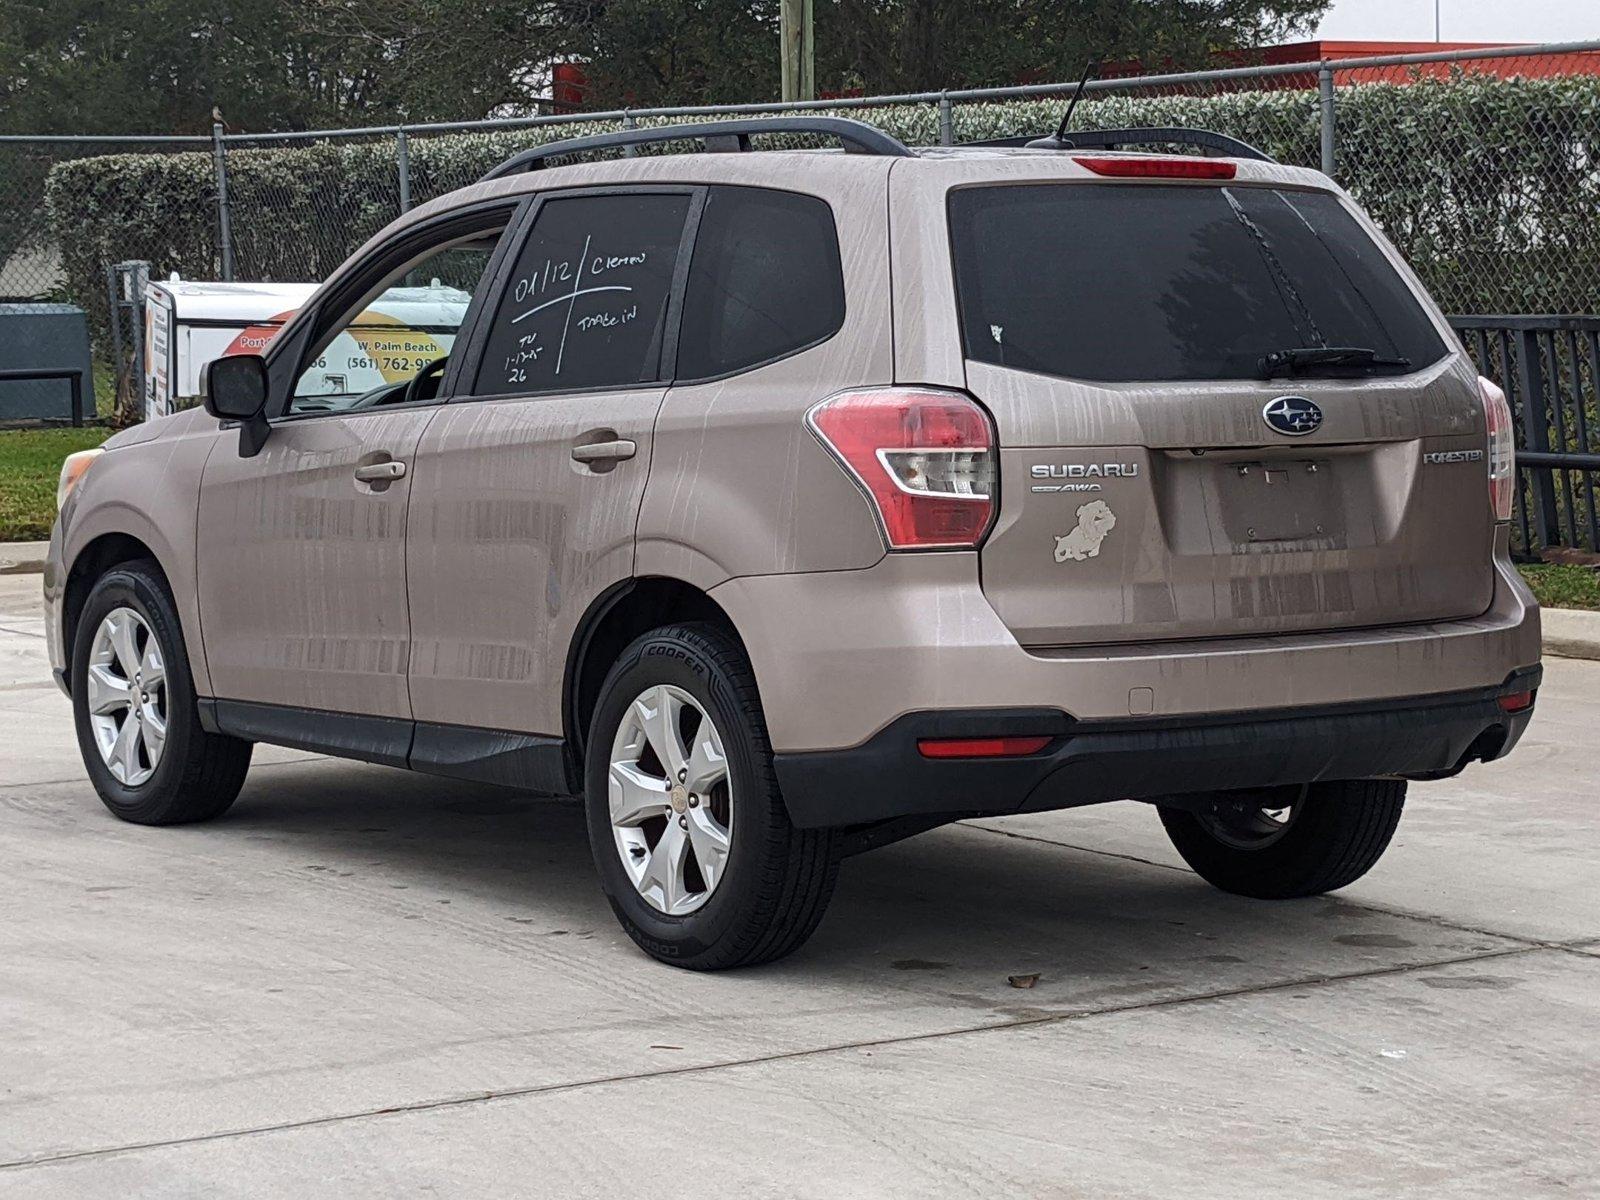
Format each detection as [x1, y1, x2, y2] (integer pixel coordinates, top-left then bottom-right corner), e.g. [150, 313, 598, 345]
[1454, 316, 1600, 555]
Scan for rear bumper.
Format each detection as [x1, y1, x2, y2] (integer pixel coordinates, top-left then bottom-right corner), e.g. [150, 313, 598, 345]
[708, 530, 1542, 830]
[773, 666, 1540, 829]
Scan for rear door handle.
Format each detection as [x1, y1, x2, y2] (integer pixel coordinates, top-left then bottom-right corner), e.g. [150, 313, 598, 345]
[354, 461, 406, 482]
[571, 439, 637, 464]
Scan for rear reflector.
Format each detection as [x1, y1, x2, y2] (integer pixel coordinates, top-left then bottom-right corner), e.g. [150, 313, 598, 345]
[1073, 155, 1237, 180]
[1497, 691, 1534, 714]
[917, 736, 1053, 759]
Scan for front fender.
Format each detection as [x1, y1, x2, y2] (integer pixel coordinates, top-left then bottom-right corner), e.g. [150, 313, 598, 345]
[55, 413, 223, 696]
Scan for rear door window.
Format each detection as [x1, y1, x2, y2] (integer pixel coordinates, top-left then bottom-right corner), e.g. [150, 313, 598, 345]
[676, 186, 845, 381]
[473, 192, 691, 396]
[948, 183, 1446, 383]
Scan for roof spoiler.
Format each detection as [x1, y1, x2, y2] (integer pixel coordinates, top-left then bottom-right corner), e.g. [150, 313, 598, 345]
[967, 126, 1276, 163]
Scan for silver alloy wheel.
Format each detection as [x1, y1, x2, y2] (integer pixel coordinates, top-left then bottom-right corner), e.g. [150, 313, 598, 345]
[608, 683, 733, 916]
[85, 606, 167, 787]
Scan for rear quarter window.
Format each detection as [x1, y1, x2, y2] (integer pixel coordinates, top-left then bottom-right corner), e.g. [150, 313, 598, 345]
[675, 186, 845, 381]
[948, 183, 1447, 384]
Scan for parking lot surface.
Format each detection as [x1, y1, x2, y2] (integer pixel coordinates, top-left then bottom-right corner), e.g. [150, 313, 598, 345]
[1, 572, 1596, 1198]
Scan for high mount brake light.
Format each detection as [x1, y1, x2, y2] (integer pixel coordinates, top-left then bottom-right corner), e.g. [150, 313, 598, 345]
[807, 388, 997, 550]
[1072, 155, 1237, 180]
[1480, 375, 1515, 523]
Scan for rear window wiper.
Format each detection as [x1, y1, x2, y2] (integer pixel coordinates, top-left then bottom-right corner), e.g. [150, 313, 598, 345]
[1257, 346, 1412, 379]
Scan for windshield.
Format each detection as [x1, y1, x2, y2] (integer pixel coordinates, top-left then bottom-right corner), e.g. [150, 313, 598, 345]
[948, 183, 1447, 384]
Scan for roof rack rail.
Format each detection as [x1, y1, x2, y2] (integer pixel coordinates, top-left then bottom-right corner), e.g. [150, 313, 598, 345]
[481, 116, 915, 181]
[966, 126, 1275, 163]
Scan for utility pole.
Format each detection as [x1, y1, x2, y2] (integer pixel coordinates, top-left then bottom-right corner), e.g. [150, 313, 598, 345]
[1435, 0, 1442, 41]
[781, 0, 815, 102]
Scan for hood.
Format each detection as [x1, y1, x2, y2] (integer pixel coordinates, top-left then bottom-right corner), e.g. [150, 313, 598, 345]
[101, 405, 218, 451]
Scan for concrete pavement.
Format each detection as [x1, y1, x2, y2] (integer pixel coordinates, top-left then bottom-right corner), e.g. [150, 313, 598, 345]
[1, 573, 1596, 1197]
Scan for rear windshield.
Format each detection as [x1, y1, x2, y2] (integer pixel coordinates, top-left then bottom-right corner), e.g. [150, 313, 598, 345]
[948, 183, 1447, 383]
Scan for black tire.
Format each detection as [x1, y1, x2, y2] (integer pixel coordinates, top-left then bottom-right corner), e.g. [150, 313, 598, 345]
[1158, 779, 1406, 899]
[71, 560, 252, 825]
[583, 622, 839, 970]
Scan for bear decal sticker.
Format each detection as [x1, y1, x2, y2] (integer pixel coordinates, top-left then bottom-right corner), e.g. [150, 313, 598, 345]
[1054, 500, 1117, 562]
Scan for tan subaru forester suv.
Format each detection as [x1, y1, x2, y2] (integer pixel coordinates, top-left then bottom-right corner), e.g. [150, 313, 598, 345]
[46, 117, 1541, 968]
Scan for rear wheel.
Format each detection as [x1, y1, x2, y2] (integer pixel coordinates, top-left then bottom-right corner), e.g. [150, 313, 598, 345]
[1157, 779, 1405, 899]
[584, 622, 838, 970]
[71, 561, 252, 825]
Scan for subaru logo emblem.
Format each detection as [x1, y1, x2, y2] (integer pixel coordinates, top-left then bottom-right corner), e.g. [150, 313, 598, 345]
[1262, 396, 1323, 437]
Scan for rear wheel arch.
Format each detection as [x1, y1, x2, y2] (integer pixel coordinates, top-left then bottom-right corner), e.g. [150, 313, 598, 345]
[564, 577, 746, 766]
[62, 533, 170, 690]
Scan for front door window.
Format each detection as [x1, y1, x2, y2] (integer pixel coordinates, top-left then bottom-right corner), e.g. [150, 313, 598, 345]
[289, 235, 502, 414]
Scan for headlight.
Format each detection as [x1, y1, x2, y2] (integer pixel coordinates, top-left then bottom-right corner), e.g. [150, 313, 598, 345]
[57, 448, 104, 511]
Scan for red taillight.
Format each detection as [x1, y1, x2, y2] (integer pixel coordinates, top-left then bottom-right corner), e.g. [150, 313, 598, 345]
[917, 736, 1053, 759]
[807, 388, 996, 550]
[1480, 375, 1515, 523]
[1072, 155, 1237, 180]
[1498, 690, 1533, 714]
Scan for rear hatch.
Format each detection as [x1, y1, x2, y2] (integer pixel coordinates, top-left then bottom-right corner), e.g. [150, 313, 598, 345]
[946, 173, 1493, 647]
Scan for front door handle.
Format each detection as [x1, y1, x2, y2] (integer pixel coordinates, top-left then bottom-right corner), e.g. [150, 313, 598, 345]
[354, 460, 406, 482]
[571, 439, 637, 465]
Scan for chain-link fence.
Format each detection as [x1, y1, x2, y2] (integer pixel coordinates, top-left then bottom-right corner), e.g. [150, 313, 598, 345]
[6, 40, 1598, 328]
[5, 40, 1600, 451]
[0, 136, 204, 421]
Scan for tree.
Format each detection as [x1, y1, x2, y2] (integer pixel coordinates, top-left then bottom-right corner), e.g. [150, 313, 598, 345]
[0, 0, 1333, 135]
[815, 0, 1333, 96]
[0, 0, 568, 135]
[565, 0, 1331, 107]
[558, 0, 780, 108]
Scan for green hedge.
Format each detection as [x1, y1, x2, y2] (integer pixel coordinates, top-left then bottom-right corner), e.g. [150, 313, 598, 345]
[43, 73, 1600, 341]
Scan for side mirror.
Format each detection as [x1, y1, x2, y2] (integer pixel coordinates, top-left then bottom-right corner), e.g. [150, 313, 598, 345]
[202, 354, 271, 457]
[203, 353, 268, 419]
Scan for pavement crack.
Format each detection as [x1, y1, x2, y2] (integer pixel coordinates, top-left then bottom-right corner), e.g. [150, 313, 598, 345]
[0, 942, 1550, 1174]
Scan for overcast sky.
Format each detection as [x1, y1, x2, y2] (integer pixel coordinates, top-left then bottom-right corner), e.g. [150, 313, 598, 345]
[1313, 0, 1598, 44]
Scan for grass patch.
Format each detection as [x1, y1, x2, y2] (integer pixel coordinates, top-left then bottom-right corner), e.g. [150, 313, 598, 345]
[0, 427, 111, 541]
[1518, 563, 1600, 611]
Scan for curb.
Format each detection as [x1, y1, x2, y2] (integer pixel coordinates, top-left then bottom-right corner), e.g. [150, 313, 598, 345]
[0, 541, 47, 576]
[1541, 607, 1600, 662]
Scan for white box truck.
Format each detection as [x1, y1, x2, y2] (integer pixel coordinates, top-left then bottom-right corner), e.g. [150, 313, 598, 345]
[142, 277, 473, 418]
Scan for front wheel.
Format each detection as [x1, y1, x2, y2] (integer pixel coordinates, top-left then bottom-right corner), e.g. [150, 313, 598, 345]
[584, 622, 838, 970]
[1158, 779, 1406, 899]
[71, 560, 253, 825]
